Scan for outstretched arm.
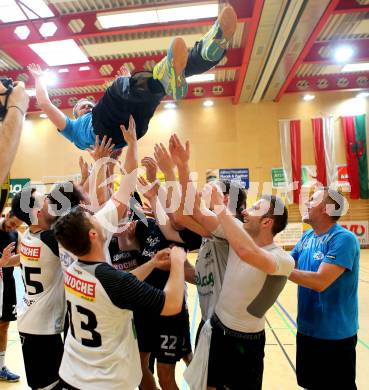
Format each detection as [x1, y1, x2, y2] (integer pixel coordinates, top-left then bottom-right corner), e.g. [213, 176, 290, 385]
[169, 134, 218, 234]
[87, 135, 115, 210]
[0, 81, 29, 185]
[212, 186, 278, 274]
[111, 116, 138, 221]
[28, 64, 66, 130]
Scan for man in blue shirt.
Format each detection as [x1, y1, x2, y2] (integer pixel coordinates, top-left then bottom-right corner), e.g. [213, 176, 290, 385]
[28, 6, 237, 151]
[289, 188, 360, 390]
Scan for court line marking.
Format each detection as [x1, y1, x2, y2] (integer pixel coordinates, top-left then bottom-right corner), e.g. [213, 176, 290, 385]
[265, 317, 296, 373]
[276, 300, 369, 352]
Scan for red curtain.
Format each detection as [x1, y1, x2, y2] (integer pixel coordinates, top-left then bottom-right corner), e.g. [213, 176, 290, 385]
[342, 116, 359, 199]
[312, 118, 327, 186]
[290, 120, 301, 204]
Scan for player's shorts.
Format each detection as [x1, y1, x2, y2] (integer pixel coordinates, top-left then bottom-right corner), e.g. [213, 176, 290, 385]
[207, 314, 265, 389]
[134, 308, 192, 364]
[0, 267, 17, 322]
[19, 332, 64, 389]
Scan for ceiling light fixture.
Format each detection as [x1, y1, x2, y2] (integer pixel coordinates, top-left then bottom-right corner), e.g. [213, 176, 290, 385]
[41, 71, 58, 86]
[164, 102, 176, 109]
[97, 1, 218, 29]
[58, 68, 69, 73]
[40, 113, 48, 118]
[342, 62, 369, 72]
[29, 39, 89, 66]
[334, 46, 354, 63]
[186, 73, 215, 83]
[356, 91, 369, 98]
[203, 100, 214, 107]
[26, 89, 36, 97]
[14, 25, 30, 40]
[303, 94, 315, 101]
[0, 0, 54, 22]
[39, 22, 58, 38]
[79, 66, 91, 71]
[157, 3, 218, 23]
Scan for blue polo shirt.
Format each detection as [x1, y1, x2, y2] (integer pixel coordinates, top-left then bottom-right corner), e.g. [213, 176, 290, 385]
[291, 224, 359, 340]
[60, 114, 95, 150]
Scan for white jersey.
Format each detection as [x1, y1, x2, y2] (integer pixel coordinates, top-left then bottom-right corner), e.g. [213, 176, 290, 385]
[60, 261, 143, 390]
[17, 229, 65, 335]
[215, 242, 294, 333]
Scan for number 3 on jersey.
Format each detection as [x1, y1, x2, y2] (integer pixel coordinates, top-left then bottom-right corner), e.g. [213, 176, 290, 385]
[67, 300, 102, 347]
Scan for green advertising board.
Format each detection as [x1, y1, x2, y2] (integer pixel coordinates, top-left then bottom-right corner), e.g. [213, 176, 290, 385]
[271, 168, 286, 187]
[9, 178, 31, 198]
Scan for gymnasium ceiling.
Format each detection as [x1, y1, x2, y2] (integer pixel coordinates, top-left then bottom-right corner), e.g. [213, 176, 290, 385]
[0, 0, 368, 112]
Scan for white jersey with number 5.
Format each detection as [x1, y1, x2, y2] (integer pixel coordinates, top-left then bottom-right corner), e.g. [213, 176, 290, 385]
[17, 229, 65, 335]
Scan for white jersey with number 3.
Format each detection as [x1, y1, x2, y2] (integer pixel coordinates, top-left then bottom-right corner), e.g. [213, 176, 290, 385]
[60, 261, 142, 390]
[17, 229, 65, 335]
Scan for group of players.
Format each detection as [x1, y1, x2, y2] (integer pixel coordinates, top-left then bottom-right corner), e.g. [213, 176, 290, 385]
[0, 3, 360, 390]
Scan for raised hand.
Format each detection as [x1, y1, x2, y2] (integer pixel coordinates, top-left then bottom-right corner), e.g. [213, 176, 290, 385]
[27, 63, 45, 79]
[0, 242, 16, 267]
[210, 183, 226, 214]
[116, 65, 131, 78]
[87, 135, 115, 161]
[79, 156, 89, 183]
[169, 134, 190, 167]
[141, 157, 157, 183]
[154, 143, 175, 174]
[137, 175, 160, 201]
[121, 115, 137, 145]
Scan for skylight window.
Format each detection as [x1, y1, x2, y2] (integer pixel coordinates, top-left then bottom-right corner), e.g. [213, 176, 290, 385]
[342, 63, 369, 72]
[29, 39, 89, 66]
[0, 0, 54, 23]
[97, 1, 218, 29]
[186, 73, 216, 83]
[157, 3, 218, 23]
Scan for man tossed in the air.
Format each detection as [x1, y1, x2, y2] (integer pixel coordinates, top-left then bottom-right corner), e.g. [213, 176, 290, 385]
[29, 5, 237, 150]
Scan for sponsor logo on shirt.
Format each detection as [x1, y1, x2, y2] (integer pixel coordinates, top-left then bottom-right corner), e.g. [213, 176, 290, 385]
[147, 236, 160, 247]
[64, 271, 96, 301]
[113, 259, 138, 271]
[195, 271, 214, 288]
[20, 243, 41, 261]
[60, 251, 75, 268]
[297, 233, 335, 251]
[313, 251, 324, 261]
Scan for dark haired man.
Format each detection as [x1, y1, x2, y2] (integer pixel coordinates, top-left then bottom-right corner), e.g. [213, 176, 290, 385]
[28, 5, 237, 151]
[185, 189, 294, 390]
[10, 187, 65, 390]
[0, 211, 22, 382]
[289, 188, 359, 390]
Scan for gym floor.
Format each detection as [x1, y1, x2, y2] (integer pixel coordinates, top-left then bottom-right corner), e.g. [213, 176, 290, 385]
[3, 250, 369, 389]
